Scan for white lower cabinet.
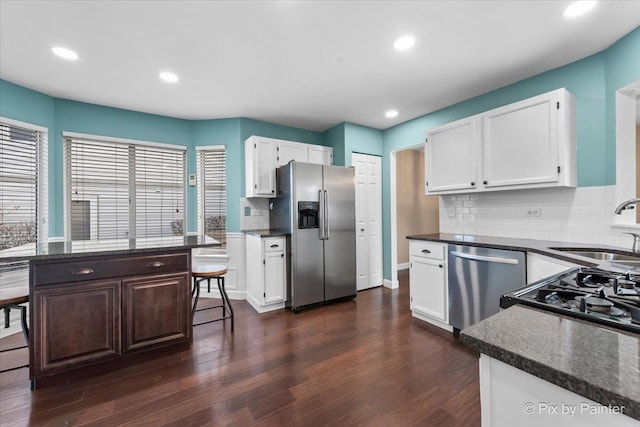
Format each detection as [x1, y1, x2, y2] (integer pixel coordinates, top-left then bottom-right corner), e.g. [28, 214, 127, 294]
[409, 241, 451, 331]
[245, 234, 286, 313]
[480, 355, 639, 427]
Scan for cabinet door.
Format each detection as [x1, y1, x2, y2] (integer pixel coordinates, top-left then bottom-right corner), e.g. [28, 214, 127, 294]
[253, 138, 278, 196]
[308, 146, 333, 165]
[264, 251, 285, 304]
[33, 280, 121, 375]
[278, 141, 308, 166]
[482, 92, 559, 188]
[409, 257, 447, 322]
[425, 117, 478, 193]
[122, 272, 190, 352]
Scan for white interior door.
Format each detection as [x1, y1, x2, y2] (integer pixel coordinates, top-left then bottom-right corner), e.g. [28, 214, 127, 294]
[352, 153, 382, 291]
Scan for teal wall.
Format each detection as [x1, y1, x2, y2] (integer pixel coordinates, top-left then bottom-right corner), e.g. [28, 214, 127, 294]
[320, 122, 383, 167]
[0, 83, 325, 237]
[322, 123, 346, 166]
[380, 26, 640, 281]
[344, 123, 384, 166]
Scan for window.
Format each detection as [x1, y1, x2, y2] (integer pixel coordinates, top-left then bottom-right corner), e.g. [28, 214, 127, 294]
[1, 117, 48, 288]
[196, 146, 227, 247]
[64, 133, 186, 240]
[0, 118, 48, 250]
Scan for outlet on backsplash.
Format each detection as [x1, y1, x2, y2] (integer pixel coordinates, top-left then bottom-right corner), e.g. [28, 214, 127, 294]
[525, 208, 542, 217]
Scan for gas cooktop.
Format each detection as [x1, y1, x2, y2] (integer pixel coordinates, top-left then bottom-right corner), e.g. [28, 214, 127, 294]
[501, 267, 640, 334]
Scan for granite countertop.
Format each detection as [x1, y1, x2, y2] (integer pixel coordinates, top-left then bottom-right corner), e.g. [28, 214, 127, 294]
[460, 305, 640, 421]
[242, 229, 289, 237]
[406, 233, 639, 272]
[0, 236, 221, 261]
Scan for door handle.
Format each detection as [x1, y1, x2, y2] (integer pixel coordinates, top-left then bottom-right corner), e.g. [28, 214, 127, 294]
[319, 190, 325, 240]
[361, 228, 365, 232]
[72, 268, 94, 275]
[450, 251, 520, 265]
[324, 190, 330, 240]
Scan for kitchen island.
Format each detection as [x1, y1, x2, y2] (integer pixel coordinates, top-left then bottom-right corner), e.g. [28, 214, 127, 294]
[460, 305, 640, 426]
[0, 236, 220, 389]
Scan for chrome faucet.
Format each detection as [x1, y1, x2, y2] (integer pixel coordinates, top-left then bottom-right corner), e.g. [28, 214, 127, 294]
[625, 233, 640, 253]
[614, 197, 640, 214]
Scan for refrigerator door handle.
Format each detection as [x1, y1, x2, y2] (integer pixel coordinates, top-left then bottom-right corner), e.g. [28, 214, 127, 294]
[318, 190, 325, 240]
[324, 190, 330, 240]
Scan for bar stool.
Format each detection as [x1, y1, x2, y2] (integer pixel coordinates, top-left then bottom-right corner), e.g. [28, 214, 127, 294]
[191, 264, 234, 331]
[0, 288, 29, 372]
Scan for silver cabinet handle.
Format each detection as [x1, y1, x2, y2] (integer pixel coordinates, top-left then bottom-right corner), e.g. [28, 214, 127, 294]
[324, 190, 330, 240]
[72, 268, 94, 275]
[146, 262, 165, 268]
[450, 251, 520, 265]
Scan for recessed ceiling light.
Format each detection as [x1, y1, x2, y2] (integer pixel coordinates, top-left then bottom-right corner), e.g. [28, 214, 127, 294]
[385, 110, 399, 118]
[51, 46, 78, 61]
[159, 71, 179, 83]
[563, 1, 597, 18]
[393, 36, 415, 51]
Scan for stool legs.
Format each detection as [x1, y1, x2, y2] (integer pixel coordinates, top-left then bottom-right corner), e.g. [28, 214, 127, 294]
[4, 307, 9, 328]
[192, 275, 233, 332]
[216, 276, 234, 332]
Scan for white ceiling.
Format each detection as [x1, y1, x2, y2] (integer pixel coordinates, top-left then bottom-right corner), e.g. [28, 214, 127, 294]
[1, 1, 639, 132]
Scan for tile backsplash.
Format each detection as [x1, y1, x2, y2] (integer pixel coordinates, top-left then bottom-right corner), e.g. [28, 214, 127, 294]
[240, 198, 270, 230]
[438, 185, 637, 248]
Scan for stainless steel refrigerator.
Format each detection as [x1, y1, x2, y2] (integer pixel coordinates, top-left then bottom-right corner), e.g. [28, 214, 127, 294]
[271, 161, 356, 312]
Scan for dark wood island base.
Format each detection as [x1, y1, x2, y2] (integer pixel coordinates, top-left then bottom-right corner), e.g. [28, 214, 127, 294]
[28, 248, 193, 389]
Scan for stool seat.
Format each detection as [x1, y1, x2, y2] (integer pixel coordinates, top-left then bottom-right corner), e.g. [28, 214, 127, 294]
[191, 264, 234, 332]
[0, 288, 29, 306]
[0, 287, 30, 372]
[192, 264, 227, 277]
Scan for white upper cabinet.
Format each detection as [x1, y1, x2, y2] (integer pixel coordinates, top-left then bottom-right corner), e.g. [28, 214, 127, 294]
[425, 116, 479, 194]
[424, 88, 576, 195]
[245, 136, 279, 197]
[245, 136, 333, 198]
[482, 89, 575, 189]
[308, 145, 333, 165]
[278, 140, 308, 166]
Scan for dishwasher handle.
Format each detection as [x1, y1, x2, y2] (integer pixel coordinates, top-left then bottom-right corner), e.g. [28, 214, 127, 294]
[450, 251, 520, 265]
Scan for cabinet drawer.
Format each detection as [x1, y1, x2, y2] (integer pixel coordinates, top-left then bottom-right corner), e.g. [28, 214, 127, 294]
[263, 237, 285, 253]
[409, 241, 446, 260]
[33, 252, 190, 286]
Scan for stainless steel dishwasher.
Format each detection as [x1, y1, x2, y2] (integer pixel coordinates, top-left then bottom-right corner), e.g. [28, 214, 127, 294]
[447, 244, 526, 331]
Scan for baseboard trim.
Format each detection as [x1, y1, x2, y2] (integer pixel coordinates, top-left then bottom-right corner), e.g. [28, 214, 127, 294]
[383, 279, 399, 289]
[244, 292, 285, 313]
[397, 262, 410, 270]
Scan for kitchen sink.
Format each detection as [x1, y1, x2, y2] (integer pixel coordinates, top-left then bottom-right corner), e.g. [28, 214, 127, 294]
[550, 248, 640, 268]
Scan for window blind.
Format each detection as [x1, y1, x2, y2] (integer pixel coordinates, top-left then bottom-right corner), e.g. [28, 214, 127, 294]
[197, 147, 226, 246]
[64, 136, 186, 240]
[0, 120, 47, 251]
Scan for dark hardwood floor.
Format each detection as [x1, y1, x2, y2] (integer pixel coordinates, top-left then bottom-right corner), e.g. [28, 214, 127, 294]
[0, 270, 480, 426]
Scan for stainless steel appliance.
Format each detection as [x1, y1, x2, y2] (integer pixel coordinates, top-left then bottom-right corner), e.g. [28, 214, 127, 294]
[448, 245, 526, 331]
[271, 161, 356, 312]
[502, 267, 640, 334]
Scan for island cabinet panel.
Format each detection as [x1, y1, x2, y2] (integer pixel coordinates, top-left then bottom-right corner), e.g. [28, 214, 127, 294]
[33, 280, 121, 374]
[122, 273, 191, 352]
[29, 249, 192, 389]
